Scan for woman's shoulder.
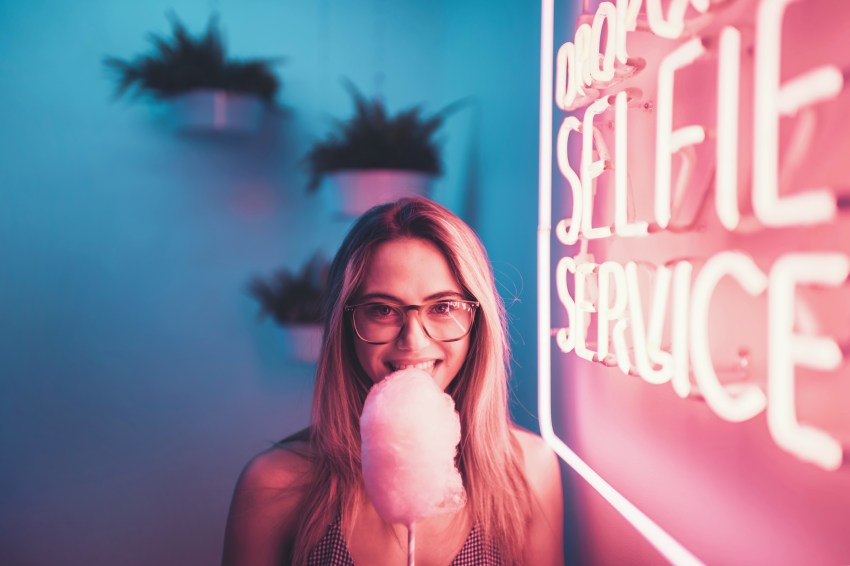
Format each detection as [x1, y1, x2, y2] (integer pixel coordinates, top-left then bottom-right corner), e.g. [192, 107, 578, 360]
[509, 425, 565, 565]
[240, 430, 315, 489]
[222, 429, 316, 565]
[510, 425, 557, 469]
[509, 426, 561, 508]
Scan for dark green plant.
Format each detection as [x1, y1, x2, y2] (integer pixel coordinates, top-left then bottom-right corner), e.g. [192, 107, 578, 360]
[248, 255, 329, 325]
[103, 14, 281, 103]
[305, 81, 464, 192]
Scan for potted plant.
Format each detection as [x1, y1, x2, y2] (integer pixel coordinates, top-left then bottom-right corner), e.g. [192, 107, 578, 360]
[247, 254, 328, 363]
[305, 81, 462, 216]
[103, 13, 281, 134]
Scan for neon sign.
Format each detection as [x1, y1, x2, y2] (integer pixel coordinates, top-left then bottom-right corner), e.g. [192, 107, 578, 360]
[540, 1, 849, 560]
[548, 0, 848, 472]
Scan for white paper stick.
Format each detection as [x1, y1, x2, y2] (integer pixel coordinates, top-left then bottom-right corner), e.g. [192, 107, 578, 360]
[407, 522, 416, 566]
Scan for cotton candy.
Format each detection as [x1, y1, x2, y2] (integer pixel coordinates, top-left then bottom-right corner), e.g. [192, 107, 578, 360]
[360, 369, 467, 527]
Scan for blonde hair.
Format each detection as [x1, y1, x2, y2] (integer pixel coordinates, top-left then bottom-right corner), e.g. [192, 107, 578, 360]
[290, 197, 532, 565]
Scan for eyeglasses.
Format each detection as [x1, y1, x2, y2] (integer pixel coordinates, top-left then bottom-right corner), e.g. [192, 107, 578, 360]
[345, 299, 479, 344]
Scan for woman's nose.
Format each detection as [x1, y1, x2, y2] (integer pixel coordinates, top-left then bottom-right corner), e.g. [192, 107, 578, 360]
[396, 311, 431, 350]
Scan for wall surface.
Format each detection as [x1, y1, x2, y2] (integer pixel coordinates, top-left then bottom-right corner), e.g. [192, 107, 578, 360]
[0, 1, 551, 564]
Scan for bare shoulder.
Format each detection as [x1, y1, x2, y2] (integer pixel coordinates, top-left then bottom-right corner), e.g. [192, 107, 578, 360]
[222, 437, 315, 565]
[511, 426, 556, 468]
[511, 426, 565, 566]
[239, 438, 313, 490]
[510, 426, 561, 503]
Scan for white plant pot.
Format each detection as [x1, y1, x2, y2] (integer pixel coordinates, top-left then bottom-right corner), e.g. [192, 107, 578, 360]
[170, 89, 265, 134]
[327, 170, 433, 217]
[280, 324, 323, 363]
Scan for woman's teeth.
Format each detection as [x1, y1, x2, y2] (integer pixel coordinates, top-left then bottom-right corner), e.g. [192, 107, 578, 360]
[391, 360, 436, 371]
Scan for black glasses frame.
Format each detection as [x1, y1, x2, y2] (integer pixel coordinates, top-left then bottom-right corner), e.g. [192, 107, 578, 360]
[345, 299, 480, 344]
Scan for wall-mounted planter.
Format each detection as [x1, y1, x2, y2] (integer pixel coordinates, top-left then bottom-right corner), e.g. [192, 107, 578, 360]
[280, 324, 323, 363]
[171, 89, 265, 134]
[327, 169, 432, 217]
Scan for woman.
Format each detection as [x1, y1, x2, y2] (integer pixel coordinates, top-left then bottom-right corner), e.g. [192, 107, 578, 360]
[223, 198, 564, 565]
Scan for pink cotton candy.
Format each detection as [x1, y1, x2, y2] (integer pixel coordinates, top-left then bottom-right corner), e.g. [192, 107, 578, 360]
[360, 369, 467, 527]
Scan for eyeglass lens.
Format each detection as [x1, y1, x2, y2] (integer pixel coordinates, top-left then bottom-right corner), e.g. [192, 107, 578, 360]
[352, 300, 476, 343]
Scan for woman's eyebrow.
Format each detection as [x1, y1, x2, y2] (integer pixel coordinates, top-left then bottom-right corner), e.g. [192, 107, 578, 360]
[357, 292, 404, 303]
[423, 291, 465, 301]
[356, 291, 465, 303]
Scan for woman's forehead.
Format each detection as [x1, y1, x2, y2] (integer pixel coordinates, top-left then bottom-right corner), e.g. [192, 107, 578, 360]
[356, 237, 462, 301]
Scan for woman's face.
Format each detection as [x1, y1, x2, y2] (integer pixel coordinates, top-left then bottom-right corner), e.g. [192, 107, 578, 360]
[351, 237, 471, 391]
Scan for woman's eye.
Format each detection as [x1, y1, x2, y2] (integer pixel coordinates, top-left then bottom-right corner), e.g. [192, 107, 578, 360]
[430, 301, 457, 315]
[367, 304, 397, 319]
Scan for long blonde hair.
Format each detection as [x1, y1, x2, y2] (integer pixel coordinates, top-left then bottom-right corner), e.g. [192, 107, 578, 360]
[290, 198, 531, 565]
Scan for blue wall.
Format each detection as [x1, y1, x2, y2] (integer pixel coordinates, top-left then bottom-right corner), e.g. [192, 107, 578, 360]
[0, 1, 547, 564]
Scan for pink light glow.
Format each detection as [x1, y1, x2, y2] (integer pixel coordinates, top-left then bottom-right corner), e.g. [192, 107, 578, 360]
[539, 0, 705, 564]
[541, 0, 850, 562]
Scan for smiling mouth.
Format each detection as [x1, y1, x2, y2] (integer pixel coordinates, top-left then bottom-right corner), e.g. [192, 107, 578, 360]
[388, 360, 439, 372]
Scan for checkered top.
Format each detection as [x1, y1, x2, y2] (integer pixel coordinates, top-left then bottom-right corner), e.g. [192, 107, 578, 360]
[306, 515, 504, 565]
